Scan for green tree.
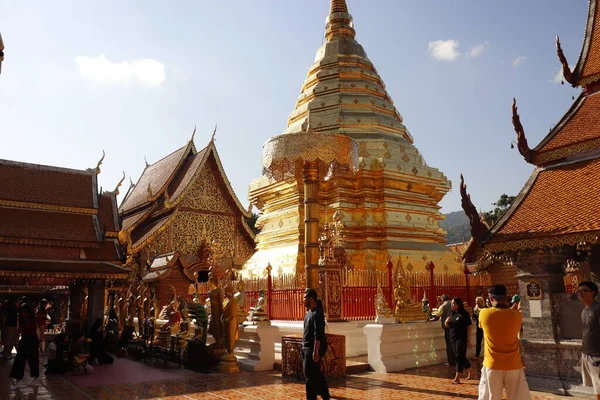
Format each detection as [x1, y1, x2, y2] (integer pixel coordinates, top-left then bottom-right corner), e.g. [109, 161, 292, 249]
[482, 194, 516, 226]
[246, 212, 260, 235]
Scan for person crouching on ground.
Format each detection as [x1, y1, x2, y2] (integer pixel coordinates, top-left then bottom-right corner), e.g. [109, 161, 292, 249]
[478, 284, 530, 400]
[445, 297, 472, 384]
[302, 288, 330, 400]
[89, 318, 113, 365]
[577, 281, 600, 400]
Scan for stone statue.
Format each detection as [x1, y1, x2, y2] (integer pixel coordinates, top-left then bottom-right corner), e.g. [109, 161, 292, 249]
[234, 280, 247, 324]
[375, 285, 393, 318]
[246, 288, 270, 325]
[221, 285, 239, 354]
[207, 275, 224, 344]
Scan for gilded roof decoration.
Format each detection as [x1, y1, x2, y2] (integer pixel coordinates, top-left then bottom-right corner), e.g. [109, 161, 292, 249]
[281, 0, 411, 144]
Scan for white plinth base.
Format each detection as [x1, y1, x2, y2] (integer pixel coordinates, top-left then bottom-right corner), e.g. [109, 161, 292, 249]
[364, 322, 449, 372]
[375, 316, 395, 325]
[235, 324, 280, 372]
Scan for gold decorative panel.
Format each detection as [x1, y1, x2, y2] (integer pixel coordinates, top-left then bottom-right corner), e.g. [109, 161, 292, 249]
[180, 166, 232, 213]
[171, 212, 235, 256]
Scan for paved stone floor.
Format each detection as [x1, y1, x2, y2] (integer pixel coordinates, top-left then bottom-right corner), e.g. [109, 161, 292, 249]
[0, 354, 586, 399]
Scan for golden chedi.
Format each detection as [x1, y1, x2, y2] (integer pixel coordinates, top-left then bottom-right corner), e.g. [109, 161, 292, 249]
[243, 0, 462, 280]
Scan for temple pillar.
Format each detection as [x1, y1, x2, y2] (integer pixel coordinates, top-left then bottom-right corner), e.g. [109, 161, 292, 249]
[513, 248, 592, 396]
[303, 161, 320, 291]
[68, 282, 85, 322]
[86, 280, 106, 332]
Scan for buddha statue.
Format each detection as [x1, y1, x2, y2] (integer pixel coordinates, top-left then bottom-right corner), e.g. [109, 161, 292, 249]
[207, 275, 224, 344]
[393, 268, 427, 324]
[234, 280, 247, 324]
[246, 289, 270, 326]
[221, 285, 239, 354]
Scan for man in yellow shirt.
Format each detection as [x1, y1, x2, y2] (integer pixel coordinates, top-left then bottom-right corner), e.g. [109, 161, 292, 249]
[478, 284, 531, 400]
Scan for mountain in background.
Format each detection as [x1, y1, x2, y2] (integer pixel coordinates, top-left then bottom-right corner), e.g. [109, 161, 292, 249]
[441, 210, 471, 244]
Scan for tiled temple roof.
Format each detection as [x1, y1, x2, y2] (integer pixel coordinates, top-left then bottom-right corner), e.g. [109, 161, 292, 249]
[119, 144, 192, 214]
[573, 0, 600, 86]
[0, 207, 100, 245]
[483, 156, 600, 250]
[0, 258, 129, 279]
[121, 139, 255, 254]
[533, 92, 600, 164]
[0, 159, 96, 209]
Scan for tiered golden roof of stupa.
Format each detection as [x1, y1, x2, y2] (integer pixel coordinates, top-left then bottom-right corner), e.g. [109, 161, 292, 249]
[283, 0, 413, 144]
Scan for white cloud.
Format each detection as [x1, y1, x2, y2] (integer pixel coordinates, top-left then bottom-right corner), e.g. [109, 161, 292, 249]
[428, 40, 461, 61]
[467, 42, 488, 58]
[75, 54, 166, 87]
[552, 65, 575, 83]
[512, 56, 527, 67]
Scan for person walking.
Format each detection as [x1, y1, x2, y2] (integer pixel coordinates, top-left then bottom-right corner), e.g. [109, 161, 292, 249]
[9, 302, 40, 390]
[2, 297, 18, 360]
[445, 297, 472, 384]
[430, 293, 455, 366]
[473, 296, 486, 360]
[302, 288, 330, 400]
[577, 281, 600, 400]
[478, 284, 530, 400]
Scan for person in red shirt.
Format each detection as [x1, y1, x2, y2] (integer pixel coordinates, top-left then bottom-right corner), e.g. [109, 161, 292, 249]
[9, 302, 39, 390]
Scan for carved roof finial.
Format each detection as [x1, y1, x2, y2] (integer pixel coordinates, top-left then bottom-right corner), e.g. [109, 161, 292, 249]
[144, 156, 149, 168]
[114, 171, 126, 196]
[556, 35, 575, 85]
[459, 174, 488, 244]
[0, 32, 4, 75]
[325, 0, 355, 41]
[211, 124, 217, 142]
[129, 175, 134, 188]
[511, 98, 534, 164]
[95, 150, 105, 174]
[190, 125, 196, 143]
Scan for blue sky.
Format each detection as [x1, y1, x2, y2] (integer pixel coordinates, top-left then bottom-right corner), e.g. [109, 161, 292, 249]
[0, 0, 586, 213]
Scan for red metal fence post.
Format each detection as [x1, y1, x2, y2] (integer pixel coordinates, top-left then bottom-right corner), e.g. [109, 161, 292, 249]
[464, 266, 471, 307]
[267, 263, 273, 320]
[386, 260, 394, 307]
[427, 262, 436, 304]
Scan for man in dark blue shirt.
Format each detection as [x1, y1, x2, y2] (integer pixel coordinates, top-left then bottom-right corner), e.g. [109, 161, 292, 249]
[302, 288, 330, 400]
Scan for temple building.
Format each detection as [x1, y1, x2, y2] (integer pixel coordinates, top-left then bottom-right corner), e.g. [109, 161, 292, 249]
[243, 0, 461, 279]
[0, 157, 128, 326]
[460, 0, 600, 395]
[118, 136, 256, 307]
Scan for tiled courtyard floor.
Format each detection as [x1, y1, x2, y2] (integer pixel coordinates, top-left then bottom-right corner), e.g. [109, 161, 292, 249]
[0, 354, 586, 399]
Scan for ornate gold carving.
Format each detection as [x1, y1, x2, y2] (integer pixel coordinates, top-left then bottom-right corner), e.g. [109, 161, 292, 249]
[171, 212, 235, 256]
[0, 199, 98, 215]
[114, 171, 126, 196]
[95, 150, 105, 174]
[0, 270, 127, 280]
[535, 137, 600, 165]
[179, 166, 232, 213]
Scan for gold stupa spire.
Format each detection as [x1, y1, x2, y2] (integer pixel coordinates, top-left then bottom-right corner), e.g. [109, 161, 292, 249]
[325, 0, 355, 41]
